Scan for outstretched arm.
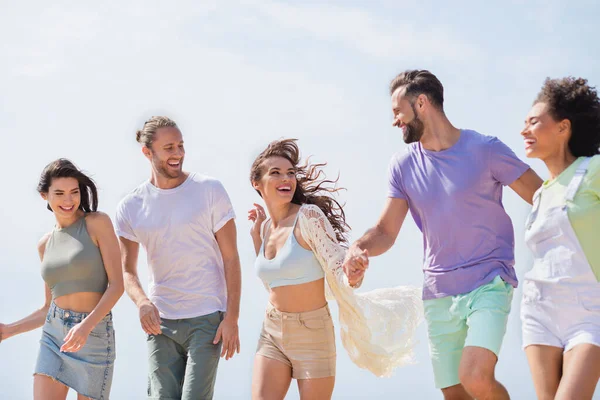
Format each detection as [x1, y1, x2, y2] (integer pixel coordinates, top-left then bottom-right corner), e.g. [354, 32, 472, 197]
[343, 198, 409, 285]
[354, 198, 409, 256]
[0, 234, 53, 342]
[509, 168, 543, 205]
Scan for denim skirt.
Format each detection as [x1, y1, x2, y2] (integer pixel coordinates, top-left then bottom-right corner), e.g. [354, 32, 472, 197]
[34, 302, 116, 400]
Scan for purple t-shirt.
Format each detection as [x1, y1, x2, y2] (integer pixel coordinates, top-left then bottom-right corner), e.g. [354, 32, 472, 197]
[388, 129, 529, 300]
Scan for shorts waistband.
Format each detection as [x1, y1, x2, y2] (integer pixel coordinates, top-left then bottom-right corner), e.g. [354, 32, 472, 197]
[266, 303, 330, 321]
[49, 302, 112, 323]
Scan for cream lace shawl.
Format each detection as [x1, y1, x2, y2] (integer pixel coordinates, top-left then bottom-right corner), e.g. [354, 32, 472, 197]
[295, 204, 424, 377]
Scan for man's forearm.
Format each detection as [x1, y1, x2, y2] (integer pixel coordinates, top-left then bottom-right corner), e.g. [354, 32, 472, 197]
[354, 225, 396, 257]
[124, 271, 150, 307]
[223, 256, 241, 320]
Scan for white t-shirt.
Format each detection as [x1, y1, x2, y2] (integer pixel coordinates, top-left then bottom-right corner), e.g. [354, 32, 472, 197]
[115, 173, 235, 319]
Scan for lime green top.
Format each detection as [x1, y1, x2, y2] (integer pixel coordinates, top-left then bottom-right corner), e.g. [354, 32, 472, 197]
[537, 155, 600, 281]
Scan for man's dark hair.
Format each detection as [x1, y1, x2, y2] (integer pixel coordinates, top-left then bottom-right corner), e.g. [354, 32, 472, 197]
[389, 70, 444, 110]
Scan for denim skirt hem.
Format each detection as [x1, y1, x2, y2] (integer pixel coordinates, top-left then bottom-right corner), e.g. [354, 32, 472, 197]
[34, 302, 115, 400]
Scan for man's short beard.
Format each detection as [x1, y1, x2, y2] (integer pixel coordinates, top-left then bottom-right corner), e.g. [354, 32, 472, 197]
[403, 101, 425, 144]
[152, 152, 182, 179]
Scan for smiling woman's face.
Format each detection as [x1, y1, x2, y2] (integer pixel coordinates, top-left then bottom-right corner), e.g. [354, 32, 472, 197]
[253, 156, 297, 205]
[521, 101, 569, 160]
[42, 177, 81, 217]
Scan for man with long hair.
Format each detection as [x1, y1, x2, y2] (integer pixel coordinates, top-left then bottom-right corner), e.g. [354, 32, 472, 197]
[116, 116, 241, 399]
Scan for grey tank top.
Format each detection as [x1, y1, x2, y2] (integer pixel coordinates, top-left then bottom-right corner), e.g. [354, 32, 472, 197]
[41, 215, 108, 298]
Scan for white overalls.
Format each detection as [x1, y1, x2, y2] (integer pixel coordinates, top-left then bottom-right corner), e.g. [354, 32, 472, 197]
[521, 157, 600, 350]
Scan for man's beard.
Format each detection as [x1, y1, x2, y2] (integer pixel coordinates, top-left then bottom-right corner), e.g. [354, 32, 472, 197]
[403, 102, 425, 144]
[153, 155, 183, 179]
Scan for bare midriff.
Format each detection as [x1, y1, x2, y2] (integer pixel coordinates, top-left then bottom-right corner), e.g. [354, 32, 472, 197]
[54, 292, 104, 313]
[268, 278, 327, 313]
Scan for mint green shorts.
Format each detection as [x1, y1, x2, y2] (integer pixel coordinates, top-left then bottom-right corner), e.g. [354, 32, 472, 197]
[423, 276, 513, 389]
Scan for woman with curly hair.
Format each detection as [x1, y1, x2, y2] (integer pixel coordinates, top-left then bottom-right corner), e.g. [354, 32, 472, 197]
[247, 139, 423, 400]
[521, 77, 600, 399]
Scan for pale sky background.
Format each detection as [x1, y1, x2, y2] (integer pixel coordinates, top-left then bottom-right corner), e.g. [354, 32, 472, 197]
[1, 1, 599, 399]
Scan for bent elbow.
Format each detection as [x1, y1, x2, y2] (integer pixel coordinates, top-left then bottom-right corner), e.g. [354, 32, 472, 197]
[40, 300, 52, 313]
[110, 280, 125, 298]
[376, 225, 397, 248]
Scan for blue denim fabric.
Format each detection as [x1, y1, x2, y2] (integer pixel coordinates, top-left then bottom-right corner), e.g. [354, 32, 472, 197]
[34, 302, 115, 400]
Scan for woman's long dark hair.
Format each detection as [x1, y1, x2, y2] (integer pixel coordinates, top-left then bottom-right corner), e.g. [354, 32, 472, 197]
[250, 139, 349, 244]
[37, 158, 98, 213]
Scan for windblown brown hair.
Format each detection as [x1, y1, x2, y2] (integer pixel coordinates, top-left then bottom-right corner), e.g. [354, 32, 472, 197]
[37, 159, 98, 213]
[250, 139, 349, 244]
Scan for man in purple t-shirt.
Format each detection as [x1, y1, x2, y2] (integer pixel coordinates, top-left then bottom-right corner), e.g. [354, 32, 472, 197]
[343, 70, 542, 400]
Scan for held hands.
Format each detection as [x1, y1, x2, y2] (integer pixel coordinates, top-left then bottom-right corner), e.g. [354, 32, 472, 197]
[343, 244, 369, 288]
[139, 299, 162, 336]
[213, 315, 240, 360]
[60, 321, 93, 353]
[248, 203, 267, 238]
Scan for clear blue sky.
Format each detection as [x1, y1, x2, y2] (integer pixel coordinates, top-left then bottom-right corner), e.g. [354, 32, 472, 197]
[1, 1, 599, 398]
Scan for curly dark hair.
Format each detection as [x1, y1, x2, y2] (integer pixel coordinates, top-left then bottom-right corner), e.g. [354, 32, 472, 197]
[37, 158, 98, 213]
[250, 139, 349, 244]
[535, 77, 600, 157]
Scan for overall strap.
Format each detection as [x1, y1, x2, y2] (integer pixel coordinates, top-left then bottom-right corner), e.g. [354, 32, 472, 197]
[526, 189, 543, 230]
[565, 157, 592, 202]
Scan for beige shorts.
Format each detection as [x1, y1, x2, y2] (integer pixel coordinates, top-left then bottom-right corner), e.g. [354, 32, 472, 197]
[256, 303, 336, 379]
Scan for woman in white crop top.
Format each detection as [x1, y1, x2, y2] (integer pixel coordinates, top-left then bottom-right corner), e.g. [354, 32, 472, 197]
[248, 139, 424, 400]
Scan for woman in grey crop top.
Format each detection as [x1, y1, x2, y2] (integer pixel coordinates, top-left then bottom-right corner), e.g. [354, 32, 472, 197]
[0, 159, 123, 400]
[248, 139, 362, 400]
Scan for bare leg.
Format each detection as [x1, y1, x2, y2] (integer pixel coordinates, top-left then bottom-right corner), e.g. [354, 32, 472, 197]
[441, 383, 473, 400]
[297, 376, 335, 400]
[33, 374, 69, 400]
[555, 344, 600, 400]
[252, 355, 293, 400]
[524, 344, 563, 400]
[459, 346, 509, 400]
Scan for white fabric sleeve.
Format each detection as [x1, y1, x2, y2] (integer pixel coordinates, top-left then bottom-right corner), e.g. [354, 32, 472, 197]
[296, 205, 353, 290]
[211, 180, 236, 233]
[114, 200, 139, 243]
[298, 204, 424, 377]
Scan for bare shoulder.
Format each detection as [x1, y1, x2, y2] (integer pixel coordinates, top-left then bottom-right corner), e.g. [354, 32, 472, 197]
[85, 211, 113, 227]
[85, 212, 115, 239]
[37, 232, 52, 259]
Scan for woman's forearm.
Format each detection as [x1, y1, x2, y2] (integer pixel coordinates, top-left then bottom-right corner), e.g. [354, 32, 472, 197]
[5, 305, 50, 340]
[251, 233, 263, 256]
[81, 283, 124, 330]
